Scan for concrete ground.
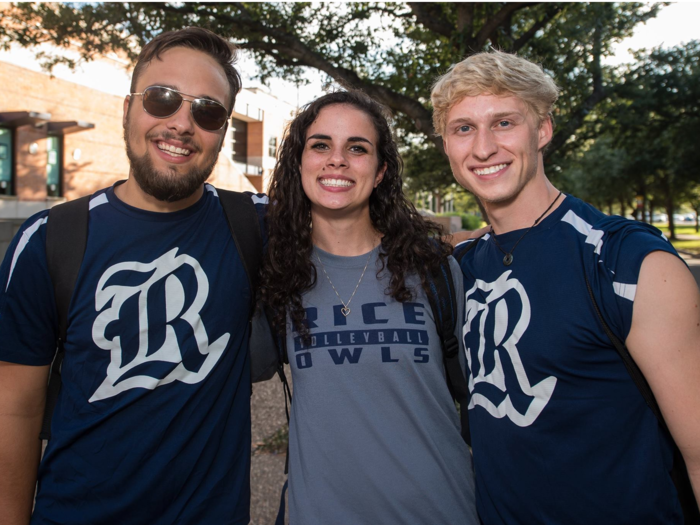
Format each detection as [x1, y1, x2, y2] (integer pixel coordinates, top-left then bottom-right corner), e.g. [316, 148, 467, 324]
[250, 366, 291, 525]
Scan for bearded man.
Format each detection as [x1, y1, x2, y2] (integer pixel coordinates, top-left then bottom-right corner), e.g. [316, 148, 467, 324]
[0, 27, 258, 525]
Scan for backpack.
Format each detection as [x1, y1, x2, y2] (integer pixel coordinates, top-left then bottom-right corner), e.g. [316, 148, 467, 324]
[41, 188, 285, 440]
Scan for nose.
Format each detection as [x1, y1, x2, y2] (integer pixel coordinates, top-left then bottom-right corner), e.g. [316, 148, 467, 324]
[165, 99, 196, 135]
[472, 128, 498, 160]
[325, 146, 348, 168]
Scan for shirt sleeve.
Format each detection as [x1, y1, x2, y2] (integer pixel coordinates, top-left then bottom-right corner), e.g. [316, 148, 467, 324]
[246, 192, 269, 251]
[0, 211, 58, 365]
[592, 216, 681, 343]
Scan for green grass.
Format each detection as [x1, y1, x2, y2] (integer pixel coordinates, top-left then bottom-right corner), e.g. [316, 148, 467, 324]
[654, 223, 700, 255]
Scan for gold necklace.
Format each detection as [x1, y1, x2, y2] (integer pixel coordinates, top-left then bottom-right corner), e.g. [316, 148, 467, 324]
[315, 249, 374, 317]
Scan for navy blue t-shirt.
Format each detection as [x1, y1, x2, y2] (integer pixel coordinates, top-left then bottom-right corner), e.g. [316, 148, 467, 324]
[454, 195, 683, 525]
[0, 183, 267, 525]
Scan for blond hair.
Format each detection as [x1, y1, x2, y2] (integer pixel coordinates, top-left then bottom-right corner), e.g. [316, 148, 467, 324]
[431, 50, 559, 136]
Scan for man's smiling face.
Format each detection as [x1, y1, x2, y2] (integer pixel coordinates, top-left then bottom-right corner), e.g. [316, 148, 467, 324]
[123, 46, 229, 202]
[442, 94, 552, 206]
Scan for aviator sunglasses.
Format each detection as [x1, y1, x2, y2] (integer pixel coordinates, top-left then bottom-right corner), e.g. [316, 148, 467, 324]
[130, 86, 229, 131]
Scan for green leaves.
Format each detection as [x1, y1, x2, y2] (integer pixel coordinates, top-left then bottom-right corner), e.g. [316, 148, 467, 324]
[0, 1, 670, 198]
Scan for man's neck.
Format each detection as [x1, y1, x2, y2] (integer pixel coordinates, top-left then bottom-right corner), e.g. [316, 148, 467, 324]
[114, 177, 204, 213]
[486, 178, 563, 234]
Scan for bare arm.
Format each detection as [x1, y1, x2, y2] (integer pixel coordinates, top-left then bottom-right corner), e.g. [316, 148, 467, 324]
[626, 251, 700, 504]
[446, 225, 491, 247]
[0, 361, 49, 525]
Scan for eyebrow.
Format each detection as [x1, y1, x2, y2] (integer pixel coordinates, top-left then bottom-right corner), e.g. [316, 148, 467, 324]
[448, 111, 524, 126]
[307, 133, 373, 145]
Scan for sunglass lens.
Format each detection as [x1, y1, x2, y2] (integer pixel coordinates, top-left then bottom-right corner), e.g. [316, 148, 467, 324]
[143, 87, 182, 118]
[192, 99, 229, 131]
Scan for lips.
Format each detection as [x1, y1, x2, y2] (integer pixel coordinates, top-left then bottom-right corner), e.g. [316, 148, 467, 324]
[472, 163, 508, 176]
[156, 141, 192, 157]
[320, 177, 354, 188]
[318, 176, 355, 189]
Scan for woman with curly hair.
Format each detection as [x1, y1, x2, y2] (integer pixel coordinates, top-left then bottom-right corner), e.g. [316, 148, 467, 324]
[261, 91, 477, 525]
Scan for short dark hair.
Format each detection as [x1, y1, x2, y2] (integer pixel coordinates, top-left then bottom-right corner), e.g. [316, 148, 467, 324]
[130, 27, 242, 114]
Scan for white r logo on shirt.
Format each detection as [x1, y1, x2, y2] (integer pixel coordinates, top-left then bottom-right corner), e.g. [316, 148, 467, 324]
[464, 271, 557, 427]
[89, 248, 229, 402]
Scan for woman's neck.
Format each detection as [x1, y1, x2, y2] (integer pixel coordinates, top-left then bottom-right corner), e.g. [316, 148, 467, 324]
[311, 211, 380, 256]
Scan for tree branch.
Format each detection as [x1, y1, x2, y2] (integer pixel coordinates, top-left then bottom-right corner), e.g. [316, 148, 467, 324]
[475, 2, 537, 49]
[456, 3, 474, 35]
[546, 26, 606, 159]
[510, 4, 565, 53]
[407, 3, 453, 39]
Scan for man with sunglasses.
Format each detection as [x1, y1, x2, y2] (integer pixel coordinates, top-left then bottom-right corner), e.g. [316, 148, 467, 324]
[0, 28, 257, 525]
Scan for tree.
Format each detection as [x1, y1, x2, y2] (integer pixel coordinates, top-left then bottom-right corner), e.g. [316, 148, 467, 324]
[561, 41, 700, 238]
[0, 2, 665, 196]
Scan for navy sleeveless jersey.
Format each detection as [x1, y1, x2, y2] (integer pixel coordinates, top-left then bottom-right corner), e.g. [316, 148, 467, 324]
[0, 183, 267, 525]
[454, 195, 683, 525]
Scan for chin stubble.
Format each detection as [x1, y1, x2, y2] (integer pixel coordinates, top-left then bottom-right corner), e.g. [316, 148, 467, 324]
[123, 121, 220, 203]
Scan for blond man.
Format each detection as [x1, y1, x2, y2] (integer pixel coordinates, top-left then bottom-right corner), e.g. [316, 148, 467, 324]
[432, 50, 700, 524]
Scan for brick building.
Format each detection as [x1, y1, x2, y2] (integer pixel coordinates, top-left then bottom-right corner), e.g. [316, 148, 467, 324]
[0, 58, 296, 257]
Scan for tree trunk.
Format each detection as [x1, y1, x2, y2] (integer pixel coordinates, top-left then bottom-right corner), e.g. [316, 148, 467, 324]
[660, 175, 676, 240]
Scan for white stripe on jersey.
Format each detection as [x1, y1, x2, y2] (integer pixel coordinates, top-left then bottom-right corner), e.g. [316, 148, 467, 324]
[6, 216, 47, 291]
[561, 210, 604, 254]
[89, 193, 108, 210]
[613, 281, 637, 301]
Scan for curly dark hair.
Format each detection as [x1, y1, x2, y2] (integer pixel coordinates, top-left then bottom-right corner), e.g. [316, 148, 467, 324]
[261, 91, 452, 340]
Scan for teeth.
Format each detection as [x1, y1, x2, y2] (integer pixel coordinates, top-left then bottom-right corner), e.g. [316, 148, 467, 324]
[320, 178, 353, 188]
[473, 163, 507, 175]
[158, 142, 191, 157]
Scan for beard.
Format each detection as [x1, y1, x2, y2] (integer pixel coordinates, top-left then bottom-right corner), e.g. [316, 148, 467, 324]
[123, 122, 220, 203]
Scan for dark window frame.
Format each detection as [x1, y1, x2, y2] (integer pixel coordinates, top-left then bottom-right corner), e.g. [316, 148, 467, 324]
[46, 134, 64, 198]
[0, 127, 16, 196]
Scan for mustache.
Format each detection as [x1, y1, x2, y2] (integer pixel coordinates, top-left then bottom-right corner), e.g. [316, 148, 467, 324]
[146, 131, 201, 153]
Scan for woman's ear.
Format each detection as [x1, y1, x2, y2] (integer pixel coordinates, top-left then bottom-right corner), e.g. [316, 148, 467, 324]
[374, 163, 387, 188]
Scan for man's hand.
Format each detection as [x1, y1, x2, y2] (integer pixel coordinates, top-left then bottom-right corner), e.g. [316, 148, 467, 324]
[0, 361, 49, 525]
[626, 251, 700, 504]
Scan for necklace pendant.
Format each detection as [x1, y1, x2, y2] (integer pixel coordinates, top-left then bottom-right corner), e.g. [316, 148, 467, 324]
[503, 253, 513, 266]
[341, 307, 351, 317]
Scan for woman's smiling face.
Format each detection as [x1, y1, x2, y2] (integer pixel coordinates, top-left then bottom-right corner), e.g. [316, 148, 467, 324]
[300, 103, 386, 218]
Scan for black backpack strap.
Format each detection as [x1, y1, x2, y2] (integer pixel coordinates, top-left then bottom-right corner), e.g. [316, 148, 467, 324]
[42, 195, 91, 440]
[585, 273, 700, 524]
[217, 189, 263, 303]
[426, 257, 471, 445]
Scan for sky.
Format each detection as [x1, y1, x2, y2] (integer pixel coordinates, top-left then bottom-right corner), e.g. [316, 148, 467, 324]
[1, 2, 699, 107]
[605, 1, 700, 66]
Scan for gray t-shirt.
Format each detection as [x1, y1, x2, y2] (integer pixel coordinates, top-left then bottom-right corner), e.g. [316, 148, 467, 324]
[286, 246, 477, 525]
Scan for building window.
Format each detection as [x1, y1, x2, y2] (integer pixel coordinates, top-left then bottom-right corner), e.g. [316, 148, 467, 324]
[0, 128, 13, 195]
[46, 135, 62, 197]
[230, 118, 248, 164]
[269, 137, 277, 158]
